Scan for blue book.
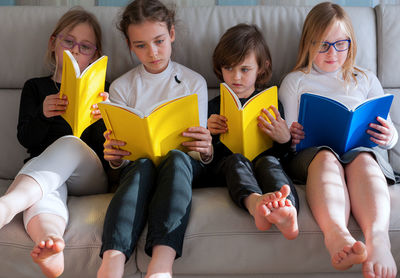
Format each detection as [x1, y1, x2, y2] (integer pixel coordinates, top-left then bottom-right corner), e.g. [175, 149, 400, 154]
[297, 93, 394, 155]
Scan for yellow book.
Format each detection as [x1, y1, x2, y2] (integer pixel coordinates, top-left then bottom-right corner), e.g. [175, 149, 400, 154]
[220, 83, 278, 161]
[98, 94, 199, 165]
[60, 50, 108, 137]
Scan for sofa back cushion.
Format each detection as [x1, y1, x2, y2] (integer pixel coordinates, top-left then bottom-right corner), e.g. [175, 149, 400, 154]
[0, 5, 378, 179]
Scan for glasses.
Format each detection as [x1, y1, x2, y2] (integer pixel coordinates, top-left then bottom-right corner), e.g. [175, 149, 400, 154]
[57, 34, 97, 56]
[318, 39, 351, 53]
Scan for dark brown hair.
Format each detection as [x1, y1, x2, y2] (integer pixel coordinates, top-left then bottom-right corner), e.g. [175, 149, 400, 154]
[118, 0, 175, 41]
[213, 23, 272, 89]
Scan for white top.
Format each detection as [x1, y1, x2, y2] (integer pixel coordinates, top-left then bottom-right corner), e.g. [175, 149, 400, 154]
[279, 65, 398, 149]
[109, 60, 209, 167]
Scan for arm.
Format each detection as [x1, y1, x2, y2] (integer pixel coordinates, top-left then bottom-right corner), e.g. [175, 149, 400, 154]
[365, 72, 398, 149]
[17, 79, 67, 149]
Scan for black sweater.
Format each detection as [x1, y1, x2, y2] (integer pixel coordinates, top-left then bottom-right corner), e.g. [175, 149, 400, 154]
[17, 76, 109, 170]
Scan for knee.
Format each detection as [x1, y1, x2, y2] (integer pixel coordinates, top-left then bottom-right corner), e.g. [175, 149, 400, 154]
[123, 158, 156, 178]
[225, 153, 249, 167]
[52, 135, 87, 153]
[350, 152, 376, 167]
[162, 149, 191, 169]
[312, 149, 338, 165]
[254, 155, 280, 169]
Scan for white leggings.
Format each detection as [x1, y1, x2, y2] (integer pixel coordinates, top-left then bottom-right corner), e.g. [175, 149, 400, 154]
[18, 135, 108, 229]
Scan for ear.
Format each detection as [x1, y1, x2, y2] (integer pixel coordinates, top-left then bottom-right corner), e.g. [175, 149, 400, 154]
[48, 35, 56, 52]
[169, 25, 175, 43]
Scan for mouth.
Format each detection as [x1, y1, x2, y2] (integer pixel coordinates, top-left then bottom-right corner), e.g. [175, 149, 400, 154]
[232, 83, 242, 87]
[325, 60, 337, 64]
[150, 59, 161, 65]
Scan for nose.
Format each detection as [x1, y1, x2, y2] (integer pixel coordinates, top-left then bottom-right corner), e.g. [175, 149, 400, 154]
[326, 44, 336, 55]
[149, 44, 158, 58]
[233, 69, 241, 80]
[71, 43, 80, 55]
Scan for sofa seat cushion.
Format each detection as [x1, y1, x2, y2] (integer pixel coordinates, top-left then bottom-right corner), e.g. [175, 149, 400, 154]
[137, 185, 400, 275]
[0, 181, 139, 278]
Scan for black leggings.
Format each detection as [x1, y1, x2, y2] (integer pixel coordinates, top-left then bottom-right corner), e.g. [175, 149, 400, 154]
[216, 153, 299, 212]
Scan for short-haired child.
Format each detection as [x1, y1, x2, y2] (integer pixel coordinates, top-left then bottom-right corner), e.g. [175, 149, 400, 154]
[208, 23, 299, 240]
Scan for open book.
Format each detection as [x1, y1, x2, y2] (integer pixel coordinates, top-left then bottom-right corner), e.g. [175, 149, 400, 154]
[219, 83, 278, 161]
[98, 94, 199, 165]
[60, 50, 108, 137]
[297, 93, 394, 155]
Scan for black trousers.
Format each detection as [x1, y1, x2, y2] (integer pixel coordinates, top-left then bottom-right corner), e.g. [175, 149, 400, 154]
[215, 153, 299, 212]
[100, 149, 206, 261]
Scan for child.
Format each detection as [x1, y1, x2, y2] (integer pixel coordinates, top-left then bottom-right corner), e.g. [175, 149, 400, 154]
[279, 2, 397, 278]
[97, 1, 212, 278]
[207, 23, 299, 240]
[0, 8, 109, 278]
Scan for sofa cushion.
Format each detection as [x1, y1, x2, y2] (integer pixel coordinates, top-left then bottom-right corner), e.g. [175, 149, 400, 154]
[0, 90, 27, 179]
[136, 185, 400, 275]
[0, 181, 139, 278]
[376, 5, 400, 88]
[386, 88, 400, 173]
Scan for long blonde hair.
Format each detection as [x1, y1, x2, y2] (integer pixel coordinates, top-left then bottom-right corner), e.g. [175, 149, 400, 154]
[293, 2, 363, 82]
[46, 7, 102, 71]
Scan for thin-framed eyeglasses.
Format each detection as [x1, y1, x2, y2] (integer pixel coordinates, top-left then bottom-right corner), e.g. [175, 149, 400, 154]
[57, 34, 97, 56]
[318, 39, 351, 53]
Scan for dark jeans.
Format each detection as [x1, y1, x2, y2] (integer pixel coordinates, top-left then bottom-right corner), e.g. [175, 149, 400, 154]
[100, 149, 205, 261]
[216, 153, 299, 212]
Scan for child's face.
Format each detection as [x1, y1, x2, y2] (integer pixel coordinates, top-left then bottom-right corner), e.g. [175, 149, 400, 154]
[53, 22, 98, 77]
[221, 52, 259, 98]
[313, 22, 349, 73]
[128, 20, 175, 74]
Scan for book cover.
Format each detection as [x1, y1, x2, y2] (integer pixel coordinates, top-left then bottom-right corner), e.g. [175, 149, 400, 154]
[297, 93, 394, 155]
[98, 94, 199, 165]
[60, 50, 108, 137]
[219, 83, 278, 161]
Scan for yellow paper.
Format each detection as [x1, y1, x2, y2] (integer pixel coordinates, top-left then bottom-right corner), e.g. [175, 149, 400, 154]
[220, 83, 278, 160]
[60, 50, 108, 137]
[98, 94, 199, 165]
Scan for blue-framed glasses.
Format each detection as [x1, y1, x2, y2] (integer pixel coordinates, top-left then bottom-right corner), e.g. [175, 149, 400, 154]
[57, 34, 97, 56]
[318, 39, 351, 53]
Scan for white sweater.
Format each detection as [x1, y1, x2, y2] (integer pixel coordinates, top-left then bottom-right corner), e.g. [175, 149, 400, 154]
[279, 65, 398, 149]
[108, 61, 209, 167]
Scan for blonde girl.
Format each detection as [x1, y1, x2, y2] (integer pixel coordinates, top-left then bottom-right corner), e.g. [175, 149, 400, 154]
[0, 8, 109, 278]
[280, 2, 397, 278]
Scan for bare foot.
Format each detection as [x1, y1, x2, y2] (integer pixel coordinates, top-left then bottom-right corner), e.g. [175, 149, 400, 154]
[145, 245, 174, 278]
[330, 241, 368, 271]
[97, 250, 125, 278]
[31, 237, 65, 278]
[362, 235, 397, 278]
[265, 198, 299, 240]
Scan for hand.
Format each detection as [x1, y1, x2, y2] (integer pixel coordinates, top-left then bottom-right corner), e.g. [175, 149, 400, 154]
[367, 116, 394, 147]
[207, 114, 228, 135]
[92, 92, 109, 120]
[290, 122, 304, 146]
[181, 126, 213, 162]
[257, 105, 291, 144]
[43, 93, 68, 118]
[103, 130, 130, 166]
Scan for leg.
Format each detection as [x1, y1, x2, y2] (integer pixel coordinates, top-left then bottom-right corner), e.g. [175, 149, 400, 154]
[145, 150, 203, 277]
[307, 150, 367, 270]
[98, 159, 156, 278]
[0, 174, 42, 228]
[253, 156, 299, 239]
[24, 185, 68, 278]
[345, 153, 397, 278]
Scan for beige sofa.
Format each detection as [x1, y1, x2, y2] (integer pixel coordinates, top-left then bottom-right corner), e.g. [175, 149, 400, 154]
[0, 5, 399, 278]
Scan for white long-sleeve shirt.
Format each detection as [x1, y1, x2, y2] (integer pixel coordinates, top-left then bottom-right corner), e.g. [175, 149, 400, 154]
[279, 65, 398, 149]
[108, 60, 209, 168]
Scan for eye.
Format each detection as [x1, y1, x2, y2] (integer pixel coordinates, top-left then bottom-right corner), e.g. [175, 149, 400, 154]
[223, 66, 232, 71]
[80, 44, 91, 51]
[134, 44, 145, 49]
[241, 68, 249, 73]
[155, 40, 164, 45]
[63, 39, 74, 46]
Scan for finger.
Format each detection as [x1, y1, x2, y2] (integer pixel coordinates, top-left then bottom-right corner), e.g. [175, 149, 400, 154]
[366, 129, 387, 141]
[104, 148, 130, 156]
[375, 116, 389, 127]
[45, 110, 65, 117]
[208, 122, 228, 131]
[269, 105, 281, 119]
[369, 122, 389, 134]
[261, 108, 276, 123]
[208, 127, 227, 135]
[186, 126, 209, 134]
[100, 92, 109, 101]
